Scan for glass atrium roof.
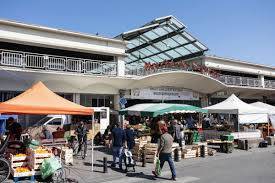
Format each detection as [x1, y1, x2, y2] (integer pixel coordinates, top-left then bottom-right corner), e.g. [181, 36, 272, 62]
[116, 16, 208, 66]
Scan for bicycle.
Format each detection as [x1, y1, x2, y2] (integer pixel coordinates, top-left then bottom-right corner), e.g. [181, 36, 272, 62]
[68, 136, 87, 160]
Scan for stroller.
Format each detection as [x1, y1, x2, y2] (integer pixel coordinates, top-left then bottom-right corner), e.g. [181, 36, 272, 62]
[123, 149, 136, 172]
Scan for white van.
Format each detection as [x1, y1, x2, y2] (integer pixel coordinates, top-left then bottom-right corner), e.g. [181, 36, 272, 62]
[34, 107, 110, 134]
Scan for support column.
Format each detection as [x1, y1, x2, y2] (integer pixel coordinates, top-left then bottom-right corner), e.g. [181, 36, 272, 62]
[116, 56, 125, 76]
[259, 75, 265, 88]
[200, 94, 210, 108]
[114, 94, 120, 111]
[73, 93, 81, 104]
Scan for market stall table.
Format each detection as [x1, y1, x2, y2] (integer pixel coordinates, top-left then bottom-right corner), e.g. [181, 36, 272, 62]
[206, 139, 234, 153]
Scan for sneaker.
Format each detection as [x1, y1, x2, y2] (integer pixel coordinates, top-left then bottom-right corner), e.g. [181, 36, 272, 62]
[152, 171, 158, 177]
[171, 177, 177, 181]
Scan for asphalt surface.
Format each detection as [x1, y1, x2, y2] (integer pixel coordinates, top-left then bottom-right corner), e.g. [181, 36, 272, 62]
[5, 146, 275, 183]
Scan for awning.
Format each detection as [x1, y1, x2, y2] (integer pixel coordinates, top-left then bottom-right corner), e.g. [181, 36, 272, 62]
[119, 103, 207, 117]
[0, 81, 93, 115]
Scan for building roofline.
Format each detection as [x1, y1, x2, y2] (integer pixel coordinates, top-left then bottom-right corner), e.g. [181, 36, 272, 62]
[205, 55, 275, 70]
[0, 18, 127, 45]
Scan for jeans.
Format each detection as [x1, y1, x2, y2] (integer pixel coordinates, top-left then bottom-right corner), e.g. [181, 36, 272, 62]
[159, 153, 176, 178]
[175, 138, 183, 148]
[112, 146, 123, 168]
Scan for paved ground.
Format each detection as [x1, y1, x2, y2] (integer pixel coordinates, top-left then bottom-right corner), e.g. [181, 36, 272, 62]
[6, 146, 275, 183]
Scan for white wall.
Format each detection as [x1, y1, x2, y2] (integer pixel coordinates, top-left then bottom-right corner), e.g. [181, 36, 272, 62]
[0, 21, 127, 56]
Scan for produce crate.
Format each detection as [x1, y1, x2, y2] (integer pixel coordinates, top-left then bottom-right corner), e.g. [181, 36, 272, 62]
[27, 148, 53, 175]
[61, 147, 73, 165]
[11, 167, 34, 178]
[144, 143, 157, 163]
[182, 146, 198, 159]
[10, 154, 35, 182]
[220, 135, 234, 142]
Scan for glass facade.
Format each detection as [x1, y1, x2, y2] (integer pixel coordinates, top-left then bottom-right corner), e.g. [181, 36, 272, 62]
[80, 94, 114, 108]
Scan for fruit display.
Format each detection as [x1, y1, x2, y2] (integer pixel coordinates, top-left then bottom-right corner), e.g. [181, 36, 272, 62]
[15, 153, 27, 157]
[34, 146, 50, 154]
[15, 167, 31, 173]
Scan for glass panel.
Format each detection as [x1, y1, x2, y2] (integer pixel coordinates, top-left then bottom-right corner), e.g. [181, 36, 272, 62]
[157, 53, 170, 60]
[145, 45, 159, 54]
[194, 41, 208, 50]
[174, 47, 191, 56]
[165, 50, 181, 58]
[172, 35, 188, 44]
[154, 41, 170, 50]
[149, 55, 163, 62]
[143, 31, 159, 40]
[130, 38, 146, 46]
[127, 43, 136, 49]
[162, 38, 179, 48]
[185, 44, 200, 53]
[171, 18, 184, 28]
[152, 27, 167, 36]
[162, 26, 173, 33]
[131, 51, 146, 58]
[183, 32, 195, 41]
[139, 48, 154, 56]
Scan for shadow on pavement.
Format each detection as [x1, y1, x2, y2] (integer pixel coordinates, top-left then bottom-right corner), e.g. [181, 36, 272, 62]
[126, 172, 157, 181]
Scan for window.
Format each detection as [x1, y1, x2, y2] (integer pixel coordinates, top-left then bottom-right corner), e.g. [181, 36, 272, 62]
[48, 118, 62, 125]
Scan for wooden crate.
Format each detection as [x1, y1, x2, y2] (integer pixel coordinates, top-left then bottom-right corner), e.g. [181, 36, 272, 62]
[144, 143, 157, 163]
[10, 154, 34, 180]
[11, 168, 34, 178]
[27, 148, 53, 175]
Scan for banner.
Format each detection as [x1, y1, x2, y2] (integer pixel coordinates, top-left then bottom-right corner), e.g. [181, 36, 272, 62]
[130, 87, 199, 101]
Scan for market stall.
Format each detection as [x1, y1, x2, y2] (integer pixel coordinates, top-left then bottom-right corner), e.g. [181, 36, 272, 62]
[0, 81, 94, 182]
[119, 103, 209, 163]
[250, 102, 275, 137]
[204, 94, 269, 130]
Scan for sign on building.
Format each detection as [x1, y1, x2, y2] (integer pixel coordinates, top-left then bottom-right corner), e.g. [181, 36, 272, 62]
[129, 87, 199, 101]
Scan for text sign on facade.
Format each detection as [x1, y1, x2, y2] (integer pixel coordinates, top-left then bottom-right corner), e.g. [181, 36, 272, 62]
[130, 87, 199, 101]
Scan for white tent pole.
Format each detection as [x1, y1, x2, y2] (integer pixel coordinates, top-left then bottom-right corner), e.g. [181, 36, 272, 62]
[91, 114, 94, 172]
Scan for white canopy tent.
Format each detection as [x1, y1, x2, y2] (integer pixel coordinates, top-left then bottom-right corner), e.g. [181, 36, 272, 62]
[251, 102, 275, 128]
[204, 94, 269, 124]
[250, 102, 275, 114]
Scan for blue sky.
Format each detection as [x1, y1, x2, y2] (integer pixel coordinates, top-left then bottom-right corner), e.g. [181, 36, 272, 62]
[1, 0, 275, 66]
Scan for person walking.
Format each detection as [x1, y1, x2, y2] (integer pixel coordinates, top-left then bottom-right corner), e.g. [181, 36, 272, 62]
[111, 123, 126, 170]
[173, 119, 183, 148]
[153, 124, 177, 181]
[125, 124, 135, 151]
[75, 121, 88, 157]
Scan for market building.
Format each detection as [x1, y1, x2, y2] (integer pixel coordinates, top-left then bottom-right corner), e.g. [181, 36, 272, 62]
[0, 15, 275, 115]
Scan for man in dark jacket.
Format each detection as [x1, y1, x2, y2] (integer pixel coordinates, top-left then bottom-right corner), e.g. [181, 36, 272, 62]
[6, 117, 22, 140]
[111, 123, 126, 169]
[75, 121, 89, 157]
[125, 125, 135, 151]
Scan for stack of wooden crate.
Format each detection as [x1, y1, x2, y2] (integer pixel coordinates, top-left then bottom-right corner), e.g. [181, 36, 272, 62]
[144, 143, 158, 163]
[171, 143, 181, 161]
[10, 154, 34, 182]
[208, 148, 217, 156]
[27, 147, 53, 175]
[196, 142, 208, 157]
[182, 146, 197, 159]
[61, 147, 73, 165]
[132, 140, 147, 162]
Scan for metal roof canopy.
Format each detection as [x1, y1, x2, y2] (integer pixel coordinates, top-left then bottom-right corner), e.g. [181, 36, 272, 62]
[117, 15, 208, 65]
